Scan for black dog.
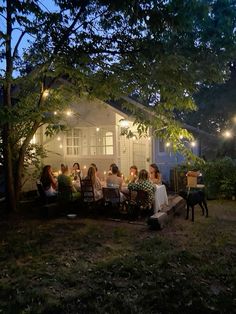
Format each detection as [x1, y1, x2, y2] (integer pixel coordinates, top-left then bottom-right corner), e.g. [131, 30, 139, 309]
[179, 190, 208, 222]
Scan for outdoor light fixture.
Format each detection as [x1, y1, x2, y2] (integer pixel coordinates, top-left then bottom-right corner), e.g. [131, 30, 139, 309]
[119, 119, 129, 128]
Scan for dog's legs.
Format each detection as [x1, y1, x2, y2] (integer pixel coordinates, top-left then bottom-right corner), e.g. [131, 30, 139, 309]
[186, 203, 189, 220]
[191, 206, 194, 222]
[199, 202, 205, 216]
[203, 199, 208, 217]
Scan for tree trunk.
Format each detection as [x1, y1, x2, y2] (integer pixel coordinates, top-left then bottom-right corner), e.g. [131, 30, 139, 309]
[14, 122, 40, 202]
[2, 0, 17, 211]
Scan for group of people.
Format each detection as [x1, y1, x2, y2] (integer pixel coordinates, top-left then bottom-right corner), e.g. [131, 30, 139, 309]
[40, 162, 163, 208]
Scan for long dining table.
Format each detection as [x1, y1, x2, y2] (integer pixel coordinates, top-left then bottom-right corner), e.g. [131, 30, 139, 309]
[153, 184, 169, 213]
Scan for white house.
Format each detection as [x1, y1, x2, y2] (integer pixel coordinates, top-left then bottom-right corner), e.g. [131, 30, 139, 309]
[23, 95, 214, 192]
[33, 97, 152, 181]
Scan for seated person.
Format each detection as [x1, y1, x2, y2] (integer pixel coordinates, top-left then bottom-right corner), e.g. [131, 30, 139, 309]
[127, 165, 138, 183]
[57, 165, 80, 201]
[85, 166, 103, 201]
[71, 162, 82, 180]
[90, 163, 102, 180]
[149, 163, 162, 185]
[40, 165, 57, 197]
[108, 163, 122, 177]
[106, 164, 123, 189]
[106, 164, 126, 201]
[128, 169, 155, 209]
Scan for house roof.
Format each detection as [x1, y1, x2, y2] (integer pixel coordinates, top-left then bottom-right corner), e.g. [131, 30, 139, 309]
[107, 95, 218, 143]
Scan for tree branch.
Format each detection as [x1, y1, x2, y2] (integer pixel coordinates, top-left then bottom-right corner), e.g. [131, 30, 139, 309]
[12, 30, 26, 59]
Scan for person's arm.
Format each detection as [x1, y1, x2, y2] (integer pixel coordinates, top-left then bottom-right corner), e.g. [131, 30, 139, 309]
[50, 173, 57, 189]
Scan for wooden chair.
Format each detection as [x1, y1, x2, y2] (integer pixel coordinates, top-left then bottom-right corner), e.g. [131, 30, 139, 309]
[128, 189, 152, 218]
[102, 187, 120, 208]
[80, 179, 96, 208]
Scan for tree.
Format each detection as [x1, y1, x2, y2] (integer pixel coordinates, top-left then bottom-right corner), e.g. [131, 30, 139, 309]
[0, 0, 236, 211]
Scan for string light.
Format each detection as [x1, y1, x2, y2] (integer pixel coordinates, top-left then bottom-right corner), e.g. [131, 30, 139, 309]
[66, 110, 72, 116]
[59, 144, 63, 149]
[166, 142, 170, 147]
[190, 141, 196, 147]
[54, 111, 57, 115]
[223, 130, 232, 138]
[179, 135, 183, 139]
[57, 137, 61, 141]
[96, 127, 100, 132]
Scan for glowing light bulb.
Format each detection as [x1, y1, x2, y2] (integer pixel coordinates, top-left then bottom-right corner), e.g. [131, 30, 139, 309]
[66, 110, 72, 116]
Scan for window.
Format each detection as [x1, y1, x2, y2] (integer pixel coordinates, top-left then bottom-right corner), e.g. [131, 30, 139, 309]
[66, 128, 82, 155]
[158, 139, 165, 153]
[66, 127, 113, 156]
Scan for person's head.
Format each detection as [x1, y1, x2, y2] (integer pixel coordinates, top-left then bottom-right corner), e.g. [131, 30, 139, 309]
[61, 163, 66, 172]
[130, 165, 138, 176]
[138, 169, 149, 181]
[73, 163, 80, 170]
[149, 163, 160, 179]
[42, 165, 51, 176]
[90, 163, 98, 172]
[109, 163, 117, 171]
[41, 165, 52, 181]
[62, 165, 69, 175]
[87, 166, 96, 184]
[111, 164, 119, 175]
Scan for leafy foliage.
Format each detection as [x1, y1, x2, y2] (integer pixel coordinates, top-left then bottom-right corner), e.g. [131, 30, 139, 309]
[1, 0, 236, 208]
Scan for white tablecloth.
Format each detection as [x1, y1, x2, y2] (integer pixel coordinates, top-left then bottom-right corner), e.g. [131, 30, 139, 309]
[154, 184, 168, 213]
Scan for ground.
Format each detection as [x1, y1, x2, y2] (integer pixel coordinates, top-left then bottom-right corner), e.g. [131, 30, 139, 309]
[0, 200, 235, 313]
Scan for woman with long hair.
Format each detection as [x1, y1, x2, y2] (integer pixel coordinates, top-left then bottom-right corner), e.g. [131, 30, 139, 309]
[86, 166, 103, 201]
[40, 165, 57, 196]
[149, 163, 162, 185]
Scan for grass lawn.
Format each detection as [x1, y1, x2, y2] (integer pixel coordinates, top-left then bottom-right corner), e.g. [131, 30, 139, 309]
[0, 200, 235, 313]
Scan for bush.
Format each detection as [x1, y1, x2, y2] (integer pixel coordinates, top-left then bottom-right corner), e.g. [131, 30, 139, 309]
[202, 158, 236, 199]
